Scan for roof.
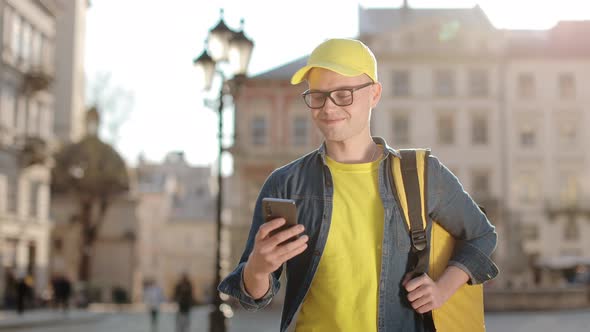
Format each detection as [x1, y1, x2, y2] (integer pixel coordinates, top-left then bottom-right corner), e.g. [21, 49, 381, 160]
[507, 21, 590, 57]
[358, 5, 494, 36]
[251, 5, 495, 82]
[253, 56, 308, 80]
[251, 10, 590, 82]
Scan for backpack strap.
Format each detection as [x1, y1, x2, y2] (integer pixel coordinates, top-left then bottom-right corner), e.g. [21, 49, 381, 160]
[391, 149, 436, 331]
[394, 149, 431, 277]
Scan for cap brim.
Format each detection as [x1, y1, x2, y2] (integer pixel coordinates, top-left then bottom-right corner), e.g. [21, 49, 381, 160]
[290, 62, 366, 85]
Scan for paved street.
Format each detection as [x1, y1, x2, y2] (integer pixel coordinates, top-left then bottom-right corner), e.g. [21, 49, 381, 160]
[1, 306, 589, 331]
[0, 306, 280, 332]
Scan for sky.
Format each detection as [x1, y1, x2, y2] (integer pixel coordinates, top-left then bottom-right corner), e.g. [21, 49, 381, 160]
[84, 0, 590, 172]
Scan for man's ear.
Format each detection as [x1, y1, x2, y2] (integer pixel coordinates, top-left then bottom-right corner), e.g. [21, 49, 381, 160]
[371, 82, 383, 108]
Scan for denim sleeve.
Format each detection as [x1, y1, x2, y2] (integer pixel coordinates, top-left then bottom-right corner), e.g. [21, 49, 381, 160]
[427, 155, 499, 285]
[217, 171, 283, 311]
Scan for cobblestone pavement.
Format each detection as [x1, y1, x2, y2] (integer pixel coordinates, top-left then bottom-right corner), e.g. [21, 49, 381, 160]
[3, 306, 589, 332]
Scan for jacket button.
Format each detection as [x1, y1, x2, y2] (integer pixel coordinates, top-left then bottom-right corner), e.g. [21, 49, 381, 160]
[313, 250, 321, 256]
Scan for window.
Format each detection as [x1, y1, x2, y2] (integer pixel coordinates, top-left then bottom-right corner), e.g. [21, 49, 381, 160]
[392, 70, 410, 97]
[11, 13, 21, 59]
[21, 23, 31, 66]
[3, 7, 12, 56]
[434, 70, 455, 97]
[564, 218, 579, 241]
[27, 99, 39, 136]
[248, 180, 264, 215]
[39, 183, 49, 221]
[0, 87, 16, 144]
[292, 116, 308, 146]
[518, 73, 535, 99]
[53, 238, 63, 252]
[5, 239, 18, 266]
[471, 113, 488, 145]
[392, 113, 409, 144]
[471, 170, 490, 196]
[560, 174, 579, 206]
[522, 224, 539, 241]
[469, 69, 489, 97]
[38, 102, 51, 139]
[7, 176, 17, 213]
[41, 36, 52, 72]
[16, 96, 26, 136]
[515, 173, 539, 203]
[251, 116, 267, 146]
[31, 31, 42, 68]
[29, 181, 41, 219]
[437, 113, 455, 144]
[559, 73, 575, 99]
[520, 125, 535, 147]
[559, 122, 576, 145]
[0, 174, 6, 213]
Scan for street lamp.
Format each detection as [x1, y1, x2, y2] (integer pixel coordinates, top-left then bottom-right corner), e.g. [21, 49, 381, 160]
[193, 9, 254, 332]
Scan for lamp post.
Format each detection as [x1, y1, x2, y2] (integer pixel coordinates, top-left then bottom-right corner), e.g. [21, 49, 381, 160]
[193, 9, 254, 332]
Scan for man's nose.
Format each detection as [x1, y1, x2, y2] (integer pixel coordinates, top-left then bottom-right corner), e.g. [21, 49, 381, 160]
[321, 96, 339, 111]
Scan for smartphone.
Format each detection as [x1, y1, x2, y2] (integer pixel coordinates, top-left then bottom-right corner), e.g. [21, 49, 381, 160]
[262, 198, 299, 243]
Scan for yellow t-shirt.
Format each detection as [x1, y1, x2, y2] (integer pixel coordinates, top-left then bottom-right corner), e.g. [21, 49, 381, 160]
[295, 154, 385, 332]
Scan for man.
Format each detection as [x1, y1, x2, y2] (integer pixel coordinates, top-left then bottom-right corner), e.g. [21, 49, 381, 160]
[52, 274, 72, 314]
[15, 273, 32, 315]
[219, 38, 498, 331]
[143, 279, 165, 331]
[173, 273, 194, 332]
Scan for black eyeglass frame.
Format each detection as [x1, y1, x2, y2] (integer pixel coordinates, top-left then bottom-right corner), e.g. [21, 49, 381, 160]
[301, 81, 374, 109]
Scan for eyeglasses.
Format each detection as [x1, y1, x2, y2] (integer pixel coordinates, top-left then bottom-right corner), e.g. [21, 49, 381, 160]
[301, 82, 374, 109]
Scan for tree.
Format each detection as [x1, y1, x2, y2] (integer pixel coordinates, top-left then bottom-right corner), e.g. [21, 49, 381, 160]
[51, 107, 129, 282]
[86, 72, 134, 144]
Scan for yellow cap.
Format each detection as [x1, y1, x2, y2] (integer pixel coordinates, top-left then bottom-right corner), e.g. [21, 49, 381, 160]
[290, 38, 378, 85]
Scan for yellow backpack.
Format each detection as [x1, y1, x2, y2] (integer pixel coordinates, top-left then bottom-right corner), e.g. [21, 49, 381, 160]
[391, 149, 486, 332]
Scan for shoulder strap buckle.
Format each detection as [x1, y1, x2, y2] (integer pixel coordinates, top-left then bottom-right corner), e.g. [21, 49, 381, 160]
[411, 229, 427, 251]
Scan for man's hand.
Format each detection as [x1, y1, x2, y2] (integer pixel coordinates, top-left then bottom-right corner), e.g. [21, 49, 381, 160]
[243, 218, 308, 299]
[403, 273, 449, 314]
[402, 266, 470, 314]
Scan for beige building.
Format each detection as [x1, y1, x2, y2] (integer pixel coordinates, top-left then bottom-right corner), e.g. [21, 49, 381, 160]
[52, 0, 87, 144]
[502, 23, 590, 286]
[0, 0, 63, 304]
[361, 5, 509, 282]
[228, 4, 590, 290]
[135, 152, 216, 303]
[50, 190, 139, 303]
[229, 67, 322, 268]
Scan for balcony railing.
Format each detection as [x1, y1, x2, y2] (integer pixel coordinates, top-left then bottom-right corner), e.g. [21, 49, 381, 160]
[17, 136, 49, 167]
[545, 197, 590, 220]
[22, 66, 54, 95]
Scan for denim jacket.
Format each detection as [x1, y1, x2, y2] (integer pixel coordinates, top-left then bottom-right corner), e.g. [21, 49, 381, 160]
[218, 137, 499, 332]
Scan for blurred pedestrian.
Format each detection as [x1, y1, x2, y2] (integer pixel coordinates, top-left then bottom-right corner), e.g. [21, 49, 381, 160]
[173, 273, 194, 332]
[52, 274, 72, 313]
[3, 269, 16, 309]
[15, 273, 32, 315]
[143, 279, 165, 331]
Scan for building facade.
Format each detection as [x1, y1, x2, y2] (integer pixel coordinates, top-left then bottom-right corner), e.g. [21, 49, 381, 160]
[135, 152, 216, 303]
[0, 0, 61, 306]
[503, 22, 590, 285]
[52, 0, 86, 145]
[50, 189, 138, 303]
[228, 4, 590, 290]
[0, 0, 88, 305]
